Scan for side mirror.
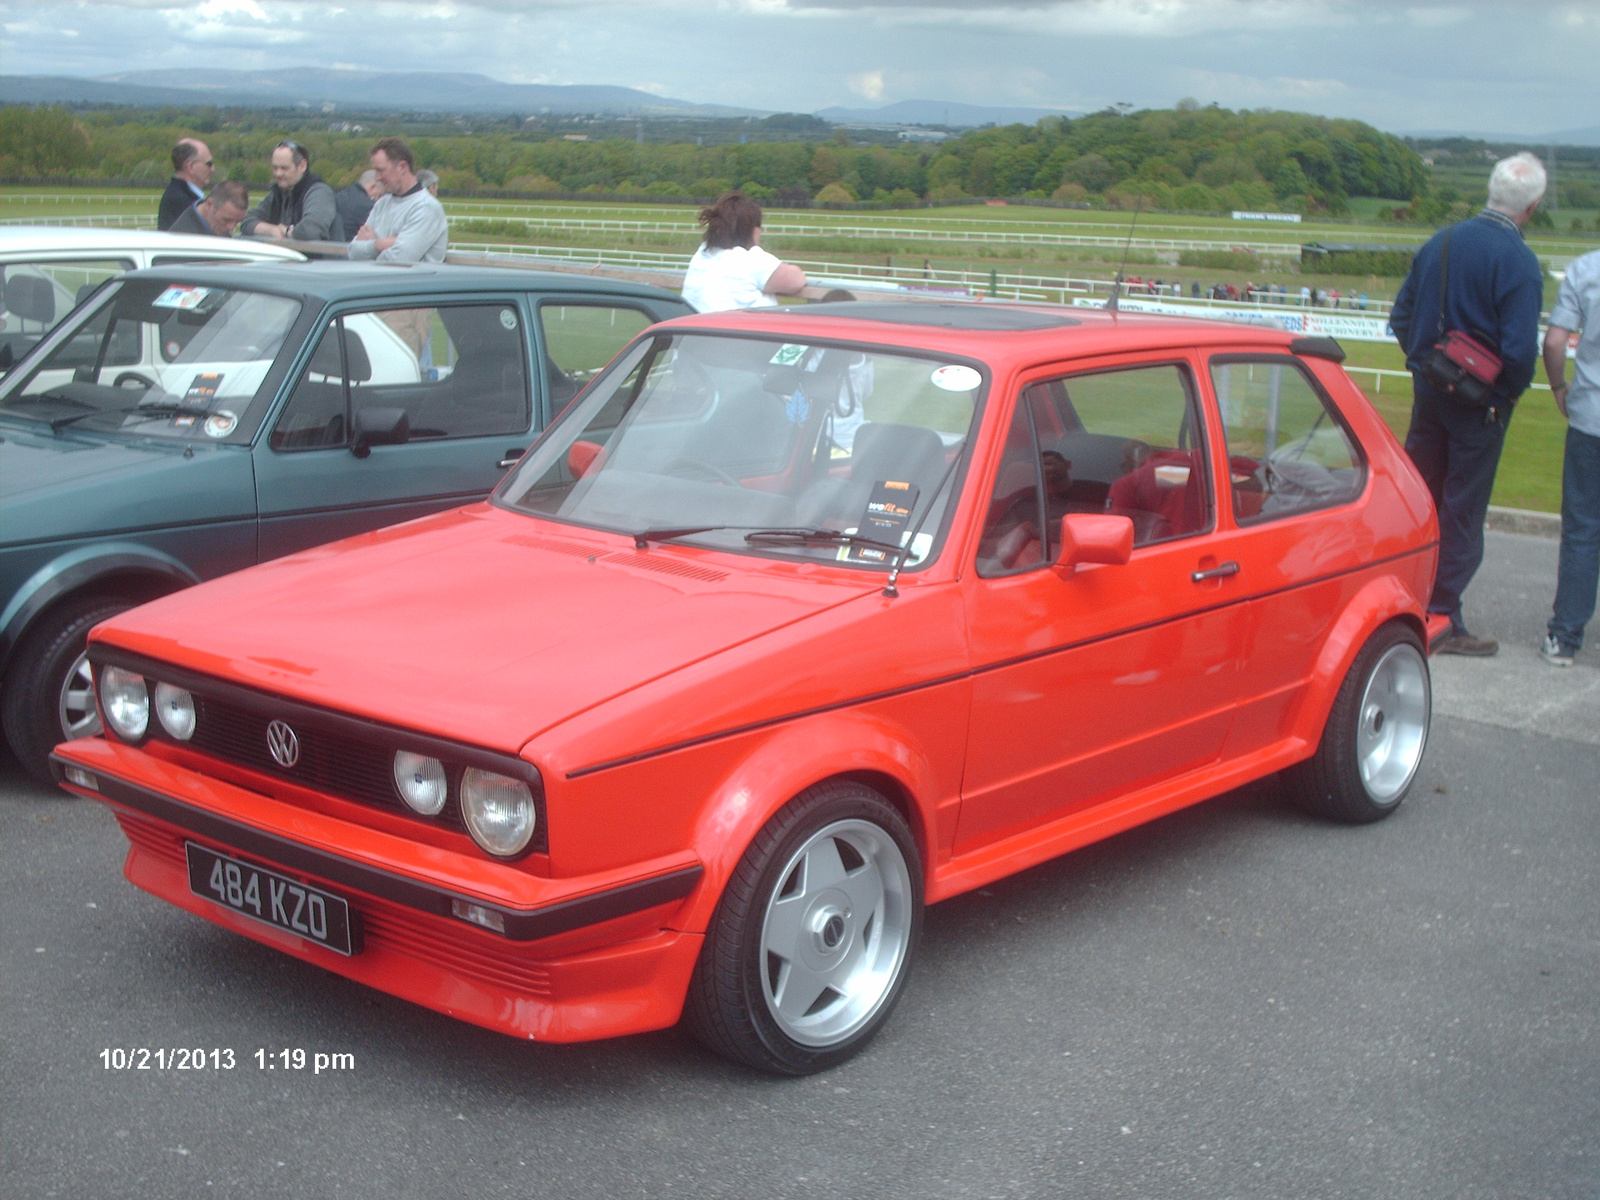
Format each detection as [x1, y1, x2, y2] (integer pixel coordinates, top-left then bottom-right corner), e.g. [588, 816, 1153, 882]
[1053, 513, 1134, 575]
[350, 406, 409, 458]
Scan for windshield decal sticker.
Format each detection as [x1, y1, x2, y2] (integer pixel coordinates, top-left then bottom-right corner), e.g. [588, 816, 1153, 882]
[769, 344, 808, 366]
[785, 388, 810, 424]
[184, 373, 223, 406]
[499, 308, 518, 330]
[153, 286, 212, 311]
[848, 480, 919, 562]
[930, 364, 981, 392]
[204, 411, 238, 438]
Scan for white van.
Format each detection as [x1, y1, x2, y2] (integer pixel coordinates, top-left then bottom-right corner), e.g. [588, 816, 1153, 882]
[0, 226, 304, 370]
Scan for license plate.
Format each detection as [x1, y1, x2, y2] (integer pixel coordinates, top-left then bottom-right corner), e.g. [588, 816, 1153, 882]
[186, 843, 359, 956]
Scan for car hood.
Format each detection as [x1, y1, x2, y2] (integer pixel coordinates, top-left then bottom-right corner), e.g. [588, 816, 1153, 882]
[0, 426, 253, 545]
[94, 504, 884, 754]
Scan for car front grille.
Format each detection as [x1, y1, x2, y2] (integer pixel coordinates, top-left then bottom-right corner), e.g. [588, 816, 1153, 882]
[189, 695, 408, 813]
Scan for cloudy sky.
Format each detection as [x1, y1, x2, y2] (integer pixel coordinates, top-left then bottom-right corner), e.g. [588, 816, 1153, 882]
[3, 0, 1597, 137]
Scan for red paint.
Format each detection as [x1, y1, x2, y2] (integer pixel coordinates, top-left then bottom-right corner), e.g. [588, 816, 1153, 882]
[59, 307, 1440, 1045]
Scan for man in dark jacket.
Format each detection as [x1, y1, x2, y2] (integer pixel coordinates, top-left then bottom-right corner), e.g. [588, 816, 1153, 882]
[157, 139, 213, 231]
[334, 169, 380, 241]
[239, 141, 341, 242]
[168, 181, 249, 237]
[1390, 152, 1547, 655]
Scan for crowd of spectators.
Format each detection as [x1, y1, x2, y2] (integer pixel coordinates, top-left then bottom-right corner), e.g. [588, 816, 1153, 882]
[156, 134, 446, 265]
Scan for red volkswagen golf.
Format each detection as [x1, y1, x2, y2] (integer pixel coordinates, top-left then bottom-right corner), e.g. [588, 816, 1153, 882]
[54, 302, 1443, 1074]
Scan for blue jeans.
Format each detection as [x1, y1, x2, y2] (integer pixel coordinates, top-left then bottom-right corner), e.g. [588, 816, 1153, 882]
[1549, 424, 1600, 651]
[1404, 384, 1511, 633]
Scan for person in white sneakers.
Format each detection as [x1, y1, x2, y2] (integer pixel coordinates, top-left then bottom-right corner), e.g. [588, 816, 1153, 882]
[1541, 247, 1600, 667]
[681, 191, 806, 313]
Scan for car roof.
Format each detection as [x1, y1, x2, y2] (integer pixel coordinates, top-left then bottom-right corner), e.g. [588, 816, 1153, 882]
[0, 225, 302, 262]
[666, 300, 1304, 359]
[117, 258, 689, 304]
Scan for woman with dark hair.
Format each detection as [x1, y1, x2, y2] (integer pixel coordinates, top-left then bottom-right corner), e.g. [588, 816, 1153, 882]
[681, 191, 807, 312]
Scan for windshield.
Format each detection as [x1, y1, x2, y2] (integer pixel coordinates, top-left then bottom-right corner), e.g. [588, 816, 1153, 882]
[496, 331, 984, 570]
[1, 278, 301, 442]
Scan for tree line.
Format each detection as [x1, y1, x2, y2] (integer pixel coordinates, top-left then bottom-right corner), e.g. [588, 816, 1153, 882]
[1, 101, 1436, 216]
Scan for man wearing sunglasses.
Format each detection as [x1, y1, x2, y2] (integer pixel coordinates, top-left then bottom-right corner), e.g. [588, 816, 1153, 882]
[157, 138, 213, 231]
[240, 140, 342, 243]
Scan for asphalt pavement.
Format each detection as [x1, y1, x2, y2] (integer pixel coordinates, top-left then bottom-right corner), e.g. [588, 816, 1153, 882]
[2, 529, 1596, 1200]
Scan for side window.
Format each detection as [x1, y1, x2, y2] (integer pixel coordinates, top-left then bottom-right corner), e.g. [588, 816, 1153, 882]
[976, 396, 1046, 577]
[1210, 358, 1364, 521]
[270, 303, 530, 452]
[272, 320, 347, 450]
[2, 259, 131, 362]
[1053, 363, 1211, 547]
[538, 304, 653, 409]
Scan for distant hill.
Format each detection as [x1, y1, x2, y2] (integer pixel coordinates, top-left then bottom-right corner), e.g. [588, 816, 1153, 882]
[0, 69, 760, 118]
[816, 100, 1082, 128]
[1405, 124, 1600, 148]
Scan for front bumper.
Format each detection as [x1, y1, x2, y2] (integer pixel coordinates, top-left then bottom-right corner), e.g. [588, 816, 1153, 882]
[54, 738, 705, 1043]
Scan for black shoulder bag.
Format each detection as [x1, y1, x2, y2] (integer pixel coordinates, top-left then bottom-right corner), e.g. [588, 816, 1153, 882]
[1417, 225, 1504, 412]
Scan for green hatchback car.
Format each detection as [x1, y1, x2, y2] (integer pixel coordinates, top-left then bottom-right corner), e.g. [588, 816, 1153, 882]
[0, 259, 690, 781]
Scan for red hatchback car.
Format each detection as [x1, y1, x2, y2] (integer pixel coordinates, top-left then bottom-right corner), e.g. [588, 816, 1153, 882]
[55, 302, 1443, 1074]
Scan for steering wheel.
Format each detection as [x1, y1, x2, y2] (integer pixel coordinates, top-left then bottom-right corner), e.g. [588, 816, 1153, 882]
[662, 457, 743, 487]
[112, 371, 156, 390]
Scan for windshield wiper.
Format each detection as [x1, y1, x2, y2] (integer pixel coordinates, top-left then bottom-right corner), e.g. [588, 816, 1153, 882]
[0, 391, 98, 422]
[47, 402, 206, 431]
[630, 524, 907, 560]
[632, 524, 742, 549]
[743, 526, 906, 557]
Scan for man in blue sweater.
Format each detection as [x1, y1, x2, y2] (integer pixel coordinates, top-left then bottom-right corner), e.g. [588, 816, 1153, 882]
[1390, 152, 1547, 656]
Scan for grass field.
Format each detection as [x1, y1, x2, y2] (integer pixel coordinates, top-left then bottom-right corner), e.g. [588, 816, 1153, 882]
[1, 186, 1577, 511]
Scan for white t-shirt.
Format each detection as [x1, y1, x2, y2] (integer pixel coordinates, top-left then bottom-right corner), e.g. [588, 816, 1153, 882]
[681, 244, 783, 313]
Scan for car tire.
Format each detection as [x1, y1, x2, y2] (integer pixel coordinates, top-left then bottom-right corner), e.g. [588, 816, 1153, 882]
[2, 596, 130, 786]
[1285, 621, 1431, 824]
[684, 780, 922, 1074]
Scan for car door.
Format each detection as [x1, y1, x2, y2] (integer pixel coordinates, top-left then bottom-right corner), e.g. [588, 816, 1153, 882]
[1201, 351, 1372, 758]
[956, 355, 1253, 855]
[253, 296, 540, 561]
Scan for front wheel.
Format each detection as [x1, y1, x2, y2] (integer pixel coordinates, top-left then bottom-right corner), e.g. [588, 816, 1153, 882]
[2, 597, 131, 785]
[685, 780, 922, 1074]
[1285, 622, 1431, 823]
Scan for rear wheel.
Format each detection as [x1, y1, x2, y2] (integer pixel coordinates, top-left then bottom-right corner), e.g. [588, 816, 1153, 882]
[2, 596, 130, 785]
[1285, 622, 1430, 823]
[685, 780, 922, 1074]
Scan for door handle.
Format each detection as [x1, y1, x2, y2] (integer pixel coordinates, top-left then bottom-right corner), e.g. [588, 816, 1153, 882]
[1191, 561, 1240, 583]
[497, 448, 526, 469]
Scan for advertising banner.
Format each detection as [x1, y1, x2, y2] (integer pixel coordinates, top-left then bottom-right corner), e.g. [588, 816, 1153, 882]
[1071, 297, 1393, 342]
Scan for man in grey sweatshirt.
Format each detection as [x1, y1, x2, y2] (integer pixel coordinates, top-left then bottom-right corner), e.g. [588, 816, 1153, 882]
[348, 137, 448, 264]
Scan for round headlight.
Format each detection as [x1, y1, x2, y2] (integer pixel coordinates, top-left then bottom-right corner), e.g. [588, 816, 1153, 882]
[393, 751, 448, 816]
[100, 667, 149, 742]
[153, 683, 196, 741]
[460, 768, 536, 857]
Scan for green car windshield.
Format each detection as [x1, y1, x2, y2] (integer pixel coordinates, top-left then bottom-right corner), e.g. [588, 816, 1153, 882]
[1, 278, 301, 442]
[496, 332, 984, 570]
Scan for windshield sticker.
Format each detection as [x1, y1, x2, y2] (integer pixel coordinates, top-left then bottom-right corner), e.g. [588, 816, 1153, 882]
[499, 308, 518, 330]
[769, 343, 808, 366]
[164, 339, 183, 359]
[173, 415, 196, 428]
[785, 388, 810, 424]
[153, 286, 212, 311]
[184, 372, 223, 405]
[204, 411, 238, 438]
[848, 480, 920, 562]
[930, 364, 981, 392]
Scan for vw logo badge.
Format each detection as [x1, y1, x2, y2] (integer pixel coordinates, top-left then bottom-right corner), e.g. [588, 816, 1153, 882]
[266, 719, 300, 769]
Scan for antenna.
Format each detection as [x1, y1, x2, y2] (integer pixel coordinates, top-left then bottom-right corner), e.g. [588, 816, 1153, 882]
[1105, 195, 1144, 315]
